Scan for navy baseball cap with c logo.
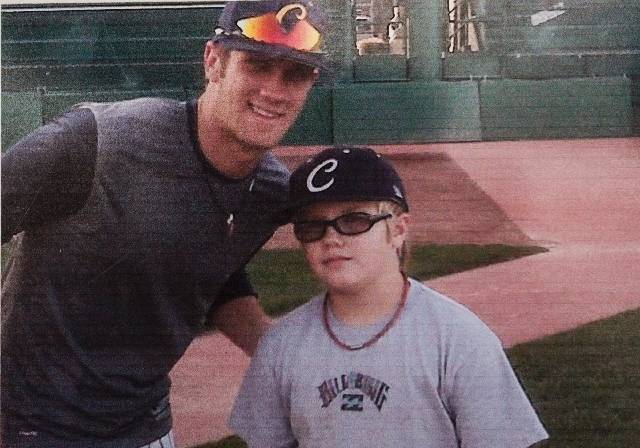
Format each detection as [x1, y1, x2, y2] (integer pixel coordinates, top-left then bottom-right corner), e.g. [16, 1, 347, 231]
[280, 146, 409, 223]
[211, 0, 332, 72]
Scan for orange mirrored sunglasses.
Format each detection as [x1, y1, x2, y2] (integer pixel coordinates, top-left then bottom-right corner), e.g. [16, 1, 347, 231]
[236, 3, 323, 52]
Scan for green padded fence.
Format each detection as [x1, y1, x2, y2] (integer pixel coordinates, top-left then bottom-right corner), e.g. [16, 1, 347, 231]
[631, 79, 640, 134]
[484, 24, 640, 54]
[1, 92, 43, 150]
[332, 81, 482, 144]
[281, 86, 334, 145]
[4, 77, 633, 149]
[479, 77, 633, 140]
[353, 55, 408, 82]
[443, 53, 640, 81]
[2, 6, 220, 93]
[2, 0, 638, 148]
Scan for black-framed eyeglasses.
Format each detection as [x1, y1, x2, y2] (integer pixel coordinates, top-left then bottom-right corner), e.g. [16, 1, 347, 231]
[293, 212, 392, 243]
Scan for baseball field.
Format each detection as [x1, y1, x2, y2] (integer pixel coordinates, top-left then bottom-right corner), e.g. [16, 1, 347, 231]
[2, 138, 637, 447]
[169, 137, 640, 448]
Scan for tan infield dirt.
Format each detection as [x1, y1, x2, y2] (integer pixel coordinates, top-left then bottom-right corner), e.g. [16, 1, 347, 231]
[170, 137, 640, 447]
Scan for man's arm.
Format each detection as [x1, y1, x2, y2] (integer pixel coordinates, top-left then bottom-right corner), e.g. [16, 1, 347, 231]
[208, 295, 273, 356]
[1, 108, 98, 243]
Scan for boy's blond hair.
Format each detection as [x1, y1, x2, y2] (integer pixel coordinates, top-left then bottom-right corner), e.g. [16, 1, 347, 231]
[378, 201, 411, 273]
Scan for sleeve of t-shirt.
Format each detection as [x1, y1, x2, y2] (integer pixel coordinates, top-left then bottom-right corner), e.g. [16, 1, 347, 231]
[217, 268, 258, 304]
[1, 107, 98, 243]
[203, 269, 259, 330]
[230, 332, 297, 448]
[448, 331, 549, 448]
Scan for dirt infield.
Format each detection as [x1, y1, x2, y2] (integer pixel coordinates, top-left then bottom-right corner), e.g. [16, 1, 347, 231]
[170, 137, 640, 447]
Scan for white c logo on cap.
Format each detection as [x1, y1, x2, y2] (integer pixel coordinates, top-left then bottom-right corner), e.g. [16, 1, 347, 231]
[307, 159, 338, 192]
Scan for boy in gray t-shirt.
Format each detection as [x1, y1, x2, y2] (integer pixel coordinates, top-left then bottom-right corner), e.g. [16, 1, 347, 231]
[231, 146, 549, 448]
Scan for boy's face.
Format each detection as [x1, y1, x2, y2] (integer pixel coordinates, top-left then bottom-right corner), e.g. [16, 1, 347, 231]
[204, 44, 318, 149]
[297, 201, 406, 294]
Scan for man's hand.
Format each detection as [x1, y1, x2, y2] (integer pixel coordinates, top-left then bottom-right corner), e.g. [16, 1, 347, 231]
[208, 296, 273, 356]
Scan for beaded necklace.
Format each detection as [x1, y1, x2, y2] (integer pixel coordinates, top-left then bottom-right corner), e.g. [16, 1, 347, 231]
[322, 276, 409, 351]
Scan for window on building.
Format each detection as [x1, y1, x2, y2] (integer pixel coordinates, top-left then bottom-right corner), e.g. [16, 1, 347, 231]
[446, 0, 483, 53]
[354, 0, 407, 56]
[353, 0, 408, 81]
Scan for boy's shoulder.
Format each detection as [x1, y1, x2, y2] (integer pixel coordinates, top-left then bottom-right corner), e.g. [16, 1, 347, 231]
[261, 294, 324, 344]
[408, 278, 473, 314]
[407, 278, 499, 341]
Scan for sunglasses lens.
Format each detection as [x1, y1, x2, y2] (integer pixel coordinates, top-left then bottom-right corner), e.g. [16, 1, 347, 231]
[237, 11, 322, 52]
[294, 222, 325, 243]
[335, 213, 374, 235]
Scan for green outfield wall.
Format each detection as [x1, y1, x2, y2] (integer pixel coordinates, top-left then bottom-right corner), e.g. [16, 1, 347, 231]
[2, 0, 639, 149]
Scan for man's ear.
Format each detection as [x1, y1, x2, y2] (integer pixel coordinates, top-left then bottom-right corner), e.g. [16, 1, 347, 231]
[203, 41, 225, 83]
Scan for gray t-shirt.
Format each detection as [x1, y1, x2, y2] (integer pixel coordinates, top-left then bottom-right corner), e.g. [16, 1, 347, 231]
[231, 278, 548, 448]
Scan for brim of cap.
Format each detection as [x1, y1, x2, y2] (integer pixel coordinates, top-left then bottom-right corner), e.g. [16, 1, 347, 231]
[212, 35, 334, 74]
[276, 195, 409, 225]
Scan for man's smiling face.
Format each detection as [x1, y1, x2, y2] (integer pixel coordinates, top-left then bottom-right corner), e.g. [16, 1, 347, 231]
[209, 48, 318, 150]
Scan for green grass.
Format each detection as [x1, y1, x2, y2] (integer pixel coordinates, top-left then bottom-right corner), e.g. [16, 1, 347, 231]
[508, 308, 640, 447]
[408, 243, 546, 281]
[246, 248, 322, 316]
[250, 243, 547, 317]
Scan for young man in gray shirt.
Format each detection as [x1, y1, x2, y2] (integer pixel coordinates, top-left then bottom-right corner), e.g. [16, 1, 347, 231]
[1, 1, 330, 446]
